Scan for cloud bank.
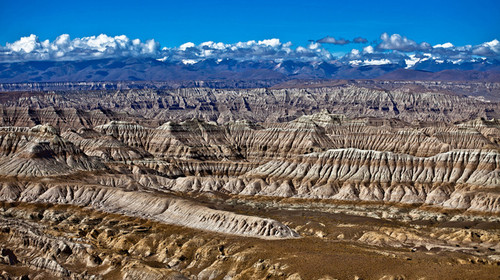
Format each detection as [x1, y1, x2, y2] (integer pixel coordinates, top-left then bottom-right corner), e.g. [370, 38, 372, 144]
[0, 34, 332, 63]
[1, 33, 499, 68]
[1, 34, 159, 62]
[162, 38, 332, 63]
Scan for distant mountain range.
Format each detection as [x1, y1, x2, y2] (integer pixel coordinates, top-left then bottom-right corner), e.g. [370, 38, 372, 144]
[1, 57, 499, 84]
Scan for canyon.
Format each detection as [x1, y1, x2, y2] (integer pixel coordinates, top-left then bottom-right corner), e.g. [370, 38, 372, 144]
[0, 80, 499, 279]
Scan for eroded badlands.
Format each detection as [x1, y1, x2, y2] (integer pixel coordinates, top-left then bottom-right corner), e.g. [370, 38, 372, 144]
[0, 81, 499, 279]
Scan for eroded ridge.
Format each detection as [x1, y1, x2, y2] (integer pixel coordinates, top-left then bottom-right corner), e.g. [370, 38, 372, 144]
[0, 116, 499, 215]
[245, 148, 500, 212]
[0, 83, 500, 279]
[0, 183, 298, 239]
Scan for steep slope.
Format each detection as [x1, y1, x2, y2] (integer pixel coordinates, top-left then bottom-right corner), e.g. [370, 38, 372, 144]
[0, 124, 105, 177]
[245, 148, 500, 212]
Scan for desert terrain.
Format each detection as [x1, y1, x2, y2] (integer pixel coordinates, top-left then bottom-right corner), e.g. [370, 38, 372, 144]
[0, 80, 499, 279]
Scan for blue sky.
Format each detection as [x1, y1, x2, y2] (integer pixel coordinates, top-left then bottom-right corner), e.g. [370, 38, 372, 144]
[1, 0, 499, 48]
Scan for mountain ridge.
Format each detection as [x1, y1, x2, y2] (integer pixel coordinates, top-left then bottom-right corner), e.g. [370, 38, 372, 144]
[1, 57, 499, 83]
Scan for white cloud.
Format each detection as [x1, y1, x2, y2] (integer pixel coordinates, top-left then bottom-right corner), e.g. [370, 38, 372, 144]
[472, 39, 500, 57]
[363, 45, 374, 54]
[377, 33, 431, 52]
[258, 38, 281, 47]
[156, 56, 168, 62]
[350, 58, 391, 66]
[7, 34, 41, 53]
[200, 41, 228, 50]
[363, 59, 391, 65]
[0, 34, 337, 63]
[350, 49, 360, 56]
[162, 38, 331, 62]
[0, 33, 498, 66]
[308, 42, 320, 50]
[295, 46, 307, 53]
[1, 34, 160, 62]
[433, 42, 454, 48]
[181, 59, 197, 65]
[348, 60, 362, 66]
[179, 42, 195, 51]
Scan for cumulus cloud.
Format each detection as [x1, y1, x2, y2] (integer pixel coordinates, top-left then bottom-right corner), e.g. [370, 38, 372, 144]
[178, 42, 195, 51]
[363, 45, 374, 54]
[163, 38, 331, 62]
[1, 34, 159, 62]
[6, 34, 43, 53]
[472, 39, 500, 57]
[0, 34, 333, 63]
[0, 33, 499, 67]
[377, 33, 431, 52]
[433, 42, 454, 49]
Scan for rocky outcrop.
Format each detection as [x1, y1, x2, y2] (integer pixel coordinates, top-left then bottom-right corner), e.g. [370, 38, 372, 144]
[63, 127, 152, 162]
[0, 125, 105, 177]
[29, 257, 70, 277]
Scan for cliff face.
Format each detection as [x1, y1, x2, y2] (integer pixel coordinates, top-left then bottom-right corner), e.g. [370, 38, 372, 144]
[1, 82, 500, 279]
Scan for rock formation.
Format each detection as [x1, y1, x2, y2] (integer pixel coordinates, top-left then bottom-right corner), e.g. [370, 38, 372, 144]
[0, 81, 499, 279]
